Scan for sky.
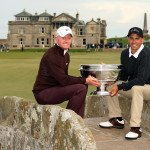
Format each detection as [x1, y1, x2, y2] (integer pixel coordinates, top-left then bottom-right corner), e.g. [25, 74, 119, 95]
[0, 0, 150, 39]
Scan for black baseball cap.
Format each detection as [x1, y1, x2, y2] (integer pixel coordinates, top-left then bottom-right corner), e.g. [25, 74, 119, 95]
[127, 27, 143, 38]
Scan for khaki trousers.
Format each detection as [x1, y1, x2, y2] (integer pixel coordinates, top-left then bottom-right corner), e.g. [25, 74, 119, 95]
[106, 82, 150, 127]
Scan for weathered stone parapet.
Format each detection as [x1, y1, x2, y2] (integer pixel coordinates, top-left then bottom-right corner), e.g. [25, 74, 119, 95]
[0, 96, 97, 150]
[84, 96, 108, 118]
[85, 95, 150, 133]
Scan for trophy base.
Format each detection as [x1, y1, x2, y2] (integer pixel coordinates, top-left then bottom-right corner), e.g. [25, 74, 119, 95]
[90, 90, 110, 96]
[97, 91, 109, 96]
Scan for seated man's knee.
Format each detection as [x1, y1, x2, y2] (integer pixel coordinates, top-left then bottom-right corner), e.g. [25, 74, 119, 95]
[131, 85, 143, 93]
[77, 84, 87, 93]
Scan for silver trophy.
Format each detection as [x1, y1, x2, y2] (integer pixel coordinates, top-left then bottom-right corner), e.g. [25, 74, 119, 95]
[80, 64, 121, 95]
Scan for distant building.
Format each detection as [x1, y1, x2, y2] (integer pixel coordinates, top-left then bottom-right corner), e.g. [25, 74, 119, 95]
[0, 39, 7, 45]
[8, 9, 107, 49]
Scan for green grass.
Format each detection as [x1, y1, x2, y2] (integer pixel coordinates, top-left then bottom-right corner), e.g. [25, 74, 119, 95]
[0, 50, 121, 106]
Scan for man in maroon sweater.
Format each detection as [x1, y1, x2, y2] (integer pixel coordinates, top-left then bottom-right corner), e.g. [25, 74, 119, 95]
[32, 26, 100, 118]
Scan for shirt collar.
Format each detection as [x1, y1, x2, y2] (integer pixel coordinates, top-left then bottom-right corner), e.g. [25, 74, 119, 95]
[129, 44, 144, 58]
[55, 44, 68, 56]
[64, 49, 68, 55]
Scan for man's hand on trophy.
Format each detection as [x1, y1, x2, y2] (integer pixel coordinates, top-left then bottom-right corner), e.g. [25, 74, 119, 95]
[108, 84, 118, 96]
[86, 75, 100, 87]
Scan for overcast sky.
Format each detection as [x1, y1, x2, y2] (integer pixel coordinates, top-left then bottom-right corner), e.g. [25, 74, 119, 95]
[0, 0, 150, 39]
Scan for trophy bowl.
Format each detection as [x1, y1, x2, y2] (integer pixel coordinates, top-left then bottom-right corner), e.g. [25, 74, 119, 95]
[80, 64, 121, 95]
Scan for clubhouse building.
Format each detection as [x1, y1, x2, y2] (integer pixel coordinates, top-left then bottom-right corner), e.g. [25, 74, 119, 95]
[7, 9, 107, 49]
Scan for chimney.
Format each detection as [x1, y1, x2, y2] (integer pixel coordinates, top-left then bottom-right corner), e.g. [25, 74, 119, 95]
[76, 12, 79, 21]
[53, 13, 56, 17]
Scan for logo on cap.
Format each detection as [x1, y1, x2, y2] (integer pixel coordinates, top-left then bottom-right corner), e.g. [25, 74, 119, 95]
[56, 26, 73, 37]
[127, 27, 143, 38]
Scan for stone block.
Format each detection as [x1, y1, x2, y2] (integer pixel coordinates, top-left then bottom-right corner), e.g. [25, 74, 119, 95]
[0, 96, 97, 150]
[84, 96, 108, 118]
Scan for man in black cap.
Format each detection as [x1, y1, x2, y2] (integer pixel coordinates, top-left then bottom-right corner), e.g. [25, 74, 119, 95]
[99, 27, 150, 140]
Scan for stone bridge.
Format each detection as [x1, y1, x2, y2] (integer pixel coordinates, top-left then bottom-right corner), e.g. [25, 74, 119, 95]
[0, 95, 150, 150]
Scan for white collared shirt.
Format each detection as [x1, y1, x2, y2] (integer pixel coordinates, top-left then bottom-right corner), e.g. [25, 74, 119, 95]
[129, 44, 144, 58]
[64, 49, 68, 55]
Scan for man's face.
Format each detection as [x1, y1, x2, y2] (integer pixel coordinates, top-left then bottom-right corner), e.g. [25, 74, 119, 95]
[55, 34, 72, 49]
[128, 34, 144, 53]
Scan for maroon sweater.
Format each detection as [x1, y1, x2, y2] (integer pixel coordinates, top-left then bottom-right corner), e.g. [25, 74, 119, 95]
[33, 45, 86, 93]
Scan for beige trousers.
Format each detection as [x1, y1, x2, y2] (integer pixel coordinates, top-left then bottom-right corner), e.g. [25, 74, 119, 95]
[106, 82, 150, 127]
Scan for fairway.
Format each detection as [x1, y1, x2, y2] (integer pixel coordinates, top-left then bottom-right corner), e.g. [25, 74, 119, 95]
[0, 50, 121, 104]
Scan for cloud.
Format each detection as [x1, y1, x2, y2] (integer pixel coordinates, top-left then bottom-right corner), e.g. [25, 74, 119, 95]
[117, 3, 150, 24]
[82, 1, 148, 23]
[0, 0, 150, 38]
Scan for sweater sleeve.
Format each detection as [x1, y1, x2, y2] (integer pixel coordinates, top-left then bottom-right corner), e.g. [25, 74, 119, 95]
[46, 53, 86, 86]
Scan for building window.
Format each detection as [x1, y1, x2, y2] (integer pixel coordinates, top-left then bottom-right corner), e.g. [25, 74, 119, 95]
[37, 38, 39, 44]
[69, 24, 73, 29]
[53, 35, 55, 45]
[19, 38, 23, 44]
[56, 23, 60, 29]
[60, 22, 64, 26]
[41, 38, 44, 45]
[44, 17, 49, 21]
[39, 17, 49, 21]
[53, 24, 55, 29]
[47, 38, 49, 44]
[42, 27, 45, 33]
[78, 28, 85, 36]
[83, 39, 86, 45]
[40, 27, 45, 33]
[17, 17, 30, 21]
